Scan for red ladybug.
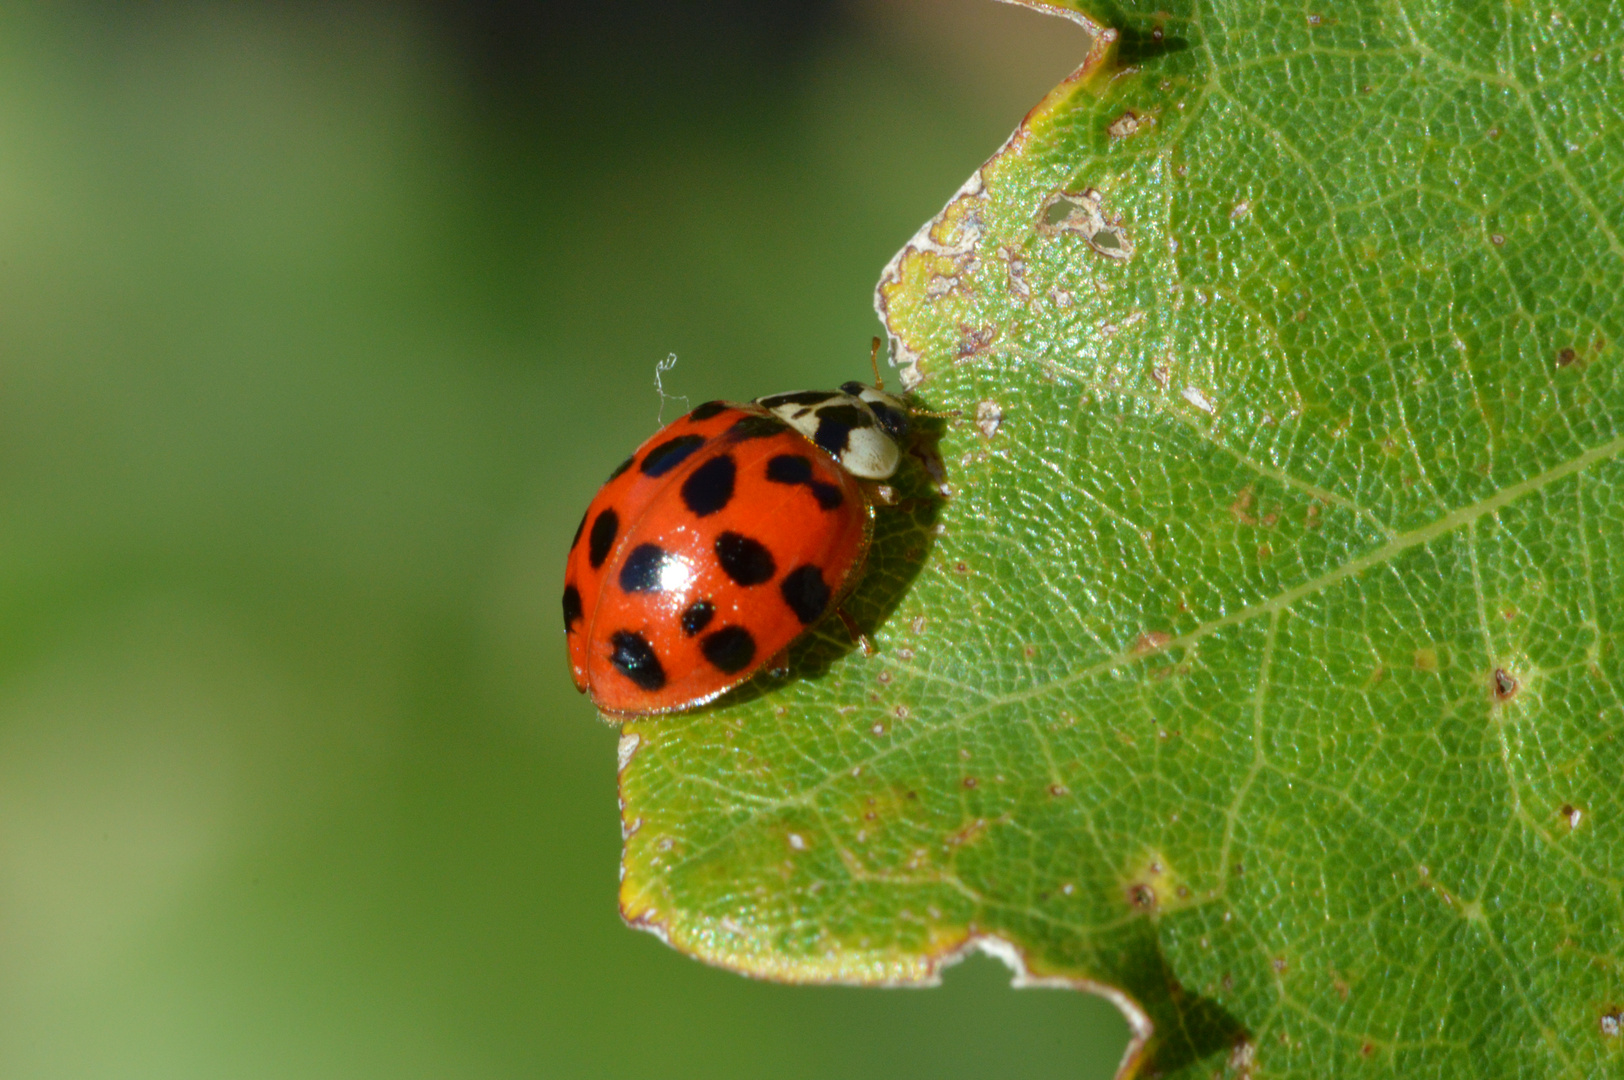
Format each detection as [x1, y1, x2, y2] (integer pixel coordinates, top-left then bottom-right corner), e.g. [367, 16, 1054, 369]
[564, 365, 912, 717]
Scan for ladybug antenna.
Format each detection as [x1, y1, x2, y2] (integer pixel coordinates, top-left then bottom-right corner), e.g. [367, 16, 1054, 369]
[869, 336, 885, 391]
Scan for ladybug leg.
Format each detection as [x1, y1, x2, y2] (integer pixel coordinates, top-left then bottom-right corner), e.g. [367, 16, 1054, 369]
[836, 605, 876, 657]
[908, 443, 951, 497]
[869, 481, 939, 516]
[766, 648, 792, 679]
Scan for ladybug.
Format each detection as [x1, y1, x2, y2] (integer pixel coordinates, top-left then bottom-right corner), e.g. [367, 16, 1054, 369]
[563, 355, 913, 717]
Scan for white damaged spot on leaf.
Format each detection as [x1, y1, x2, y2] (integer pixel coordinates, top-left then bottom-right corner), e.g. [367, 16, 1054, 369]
[999, 246, 1030, 300]
[976, 400, 1004, 438]
[1107, 110, 1149, 140]
[1181, 386, 1216, 413]
[617, 732, 642, 774]
[1036, 188, 1134, 261]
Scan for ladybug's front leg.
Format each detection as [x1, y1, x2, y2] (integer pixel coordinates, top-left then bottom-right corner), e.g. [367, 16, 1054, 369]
[836, 606, 876, 657]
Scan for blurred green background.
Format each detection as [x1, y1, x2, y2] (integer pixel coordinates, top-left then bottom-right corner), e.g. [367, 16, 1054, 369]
[0, 2, 1130, 1075]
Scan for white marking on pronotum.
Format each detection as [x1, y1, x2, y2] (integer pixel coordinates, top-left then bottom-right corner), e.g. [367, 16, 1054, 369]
[653, 352, 688, 423]
[1182, 386, 1216, 413]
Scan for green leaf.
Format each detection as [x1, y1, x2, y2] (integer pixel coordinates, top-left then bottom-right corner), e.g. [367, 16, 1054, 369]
[615, 2, 1624, 1075]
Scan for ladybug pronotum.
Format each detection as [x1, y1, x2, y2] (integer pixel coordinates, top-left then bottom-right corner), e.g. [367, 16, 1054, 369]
[564, 367, 912, 717]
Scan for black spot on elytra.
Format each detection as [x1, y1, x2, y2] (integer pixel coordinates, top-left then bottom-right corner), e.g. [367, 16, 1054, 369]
[609, 630, 665, 691]
[715, 531, 775, 586]
[813, 404, 872, 457]
[729, 414, 789, 440]
[608, 455, 635, 481]
[563, 584, 583, 632]
[766, 454, 813, 485]
[618, 543, 670, 593]
[779, 564, 830, 625]
[758, 390, 838, 409]
[766, 454, 843, 510]
[688, 400, 728, 421]
[839, 380, 868, 396]
[701, 625, 756, 673]
[588, 508, 619, 569]
[809, 482, 843, 510]
[640, 434, 705, 477]
[681, 600, 714, 637]
[681, 454, 736, 516]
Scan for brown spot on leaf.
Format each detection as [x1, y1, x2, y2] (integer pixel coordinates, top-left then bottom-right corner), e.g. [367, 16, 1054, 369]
[1134, 631, 1172, 655]
[957, 324, 996, 357]
[946, 817, 988, 847]
[1229, 486, 1257, 524]
[1601, 1007, 1622, 1037]
[1557, 347, 1580, 367]
[1493, 668, 1519, 701]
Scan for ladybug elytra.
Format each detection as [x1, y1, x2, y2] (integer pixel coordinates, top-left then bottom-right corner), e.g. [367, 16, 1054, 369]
[564, 361, 912, 718]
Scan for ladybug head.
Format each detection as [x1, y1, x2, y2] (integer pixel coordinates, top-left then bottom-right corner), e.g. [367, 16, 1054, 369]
[840, 381, 910, 441]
